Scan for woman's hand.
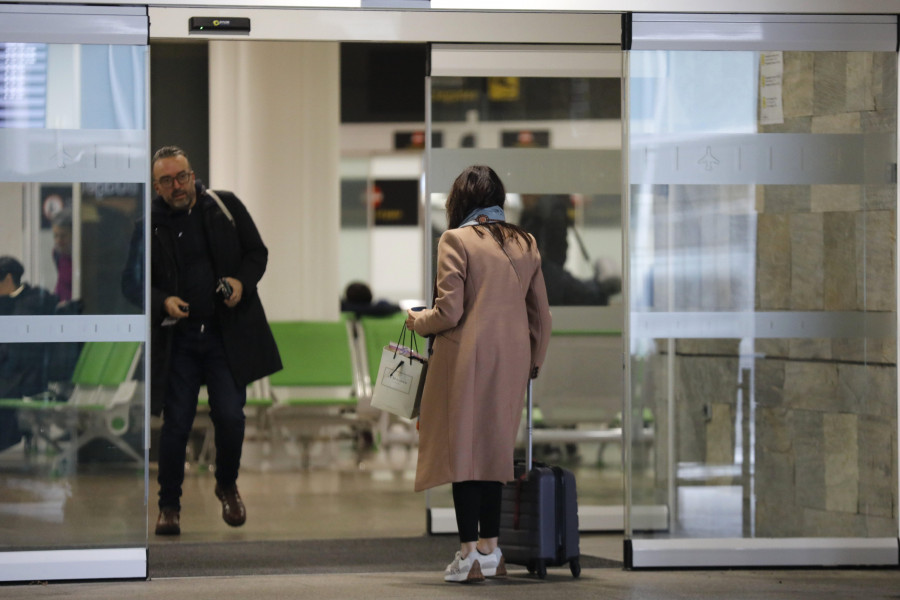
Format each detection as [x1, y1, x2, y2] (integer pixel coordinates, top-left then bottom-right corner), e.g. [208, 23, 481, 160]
[405, 308, 418, 332]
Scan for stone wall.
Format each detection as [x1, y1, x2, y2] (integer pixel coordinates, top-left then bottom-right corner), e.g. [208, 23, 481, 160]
[641, 52, 898, 536]
[753, 51, 897, 537]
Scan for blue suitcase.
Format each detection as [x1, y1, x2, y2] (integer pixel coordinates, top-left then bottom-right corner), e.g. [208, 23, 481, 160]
[499, 380, 581, 579]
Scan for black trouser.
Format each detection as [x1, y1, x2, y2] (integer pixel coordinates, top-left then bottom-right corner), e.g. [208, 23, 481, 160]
[452, 480, 503, 543]
[158, 322, 246, 510]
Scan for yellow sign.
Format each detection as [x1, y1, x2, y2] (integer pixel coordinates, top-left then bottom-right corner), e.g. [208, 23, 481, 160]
[488, 77, 520, 102]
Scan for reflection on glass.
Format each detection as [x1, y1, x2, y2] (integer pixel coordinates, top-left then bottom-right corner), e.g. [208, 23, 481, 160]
[0, 182, 145, 315]
[520, 194, 621, 306]
[0, 340, 146, 548]
[431, 190, 622, 307]
[0, 43, 47, 129]
[429, 75, 623, 307]
[428, 69, 626, 525]
[432, 76, 620, 124]
[627, 51, 897, 541]
[0, 40, 148, 555]
[0, 256, 62, 453]
[82, 183, 144, 315]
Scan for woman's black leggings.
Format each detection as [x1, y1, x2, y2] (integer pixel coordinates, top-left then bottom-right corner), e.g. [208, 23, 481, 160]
[452, 480, 503, 543]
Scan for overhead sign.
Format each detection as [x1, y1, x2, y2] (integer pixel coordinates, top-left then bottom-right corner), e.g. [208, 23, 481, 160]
[501, 130, 550, 148]
[394, 130, 443, 150]
[0, 43, 47, 129]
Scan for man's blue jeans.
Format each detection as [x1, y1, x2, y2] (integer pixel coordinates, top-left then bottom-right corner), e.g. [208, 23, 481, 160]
[157, 322, 246, 510]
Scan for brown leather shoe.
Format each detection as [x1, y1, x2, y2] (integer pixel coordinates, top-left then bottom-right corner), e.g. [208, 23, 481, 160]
[214, 483, 246, 527]
[155, 507, 180, 536]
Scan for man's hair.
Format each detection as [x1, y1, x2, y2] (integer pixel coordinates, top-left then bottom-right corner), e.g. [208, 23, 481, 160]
[0, 256, 25, 286]
[152, 146, 191, 171]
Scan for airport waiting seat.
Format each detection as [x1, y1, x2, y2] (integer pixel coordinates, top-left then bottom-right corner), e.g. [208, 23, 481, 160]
[66, 341, 143, 464]
[356, 312, 427, 400]
[0, 341, 143, 472]
[193, 378, 273, 468]
[521, 329, 652, 466]
[0, 340, 112, 453]
[355, 313, 427, 454]
[531, 329, 624, 428]
[266, 320, 364, 468]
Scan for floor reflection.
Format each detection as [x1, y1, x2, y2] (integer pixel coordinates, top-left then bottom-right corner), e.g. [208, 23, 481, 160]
[0, 436, 627, 551]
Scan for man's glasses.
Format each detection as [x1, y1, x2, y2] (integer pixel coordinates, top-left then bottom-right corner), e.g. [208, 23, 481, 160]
[156, 171, 192, 189]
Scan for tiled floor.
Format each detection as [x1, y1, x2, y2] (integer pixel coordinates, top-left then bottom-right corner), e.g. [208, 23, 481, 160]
[0, 432, 626, 562]
[5, 436, 900, 599]
[149, 436, 626, 563]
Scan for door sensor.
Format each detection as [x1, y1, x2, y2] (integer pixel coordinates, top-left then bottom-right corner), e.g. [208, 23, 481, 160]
[189, 17, 251, 34]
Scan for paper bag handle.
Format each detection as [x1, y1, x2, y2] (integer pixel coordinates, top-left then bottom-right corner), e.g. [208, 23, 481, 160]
[394, 322, 420, 361]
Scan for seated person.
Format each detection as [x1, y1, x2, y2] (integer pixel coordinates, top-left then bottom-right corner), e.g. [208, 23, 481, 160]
[0, 256, 59, 451]
[340, 281, 401, 317]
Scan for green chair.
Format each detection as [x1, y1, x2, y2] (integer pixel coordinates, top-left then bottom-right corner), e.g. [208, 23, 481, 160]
[194, 378, 273, 469]
[2, 341, 143, 472]
[266, 320, 363, 468]
[269, 320, 358, 404]
[355, 313, 427, 460]
[62, 341, 143, 468]
[1, 341, 119, 445]
[357, 312, 427, 400]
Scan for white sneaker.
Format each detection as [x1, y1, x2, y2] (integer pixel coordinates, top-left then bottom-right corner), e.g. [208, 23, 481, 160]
[444, 551, 485, 583]
[473, 548, 507, 577]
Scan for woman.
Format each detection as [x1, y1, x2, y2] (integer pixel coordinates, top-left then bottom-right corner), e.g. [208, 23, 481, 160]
[51, 208, 73, 302]
[405, 165, 552, 583]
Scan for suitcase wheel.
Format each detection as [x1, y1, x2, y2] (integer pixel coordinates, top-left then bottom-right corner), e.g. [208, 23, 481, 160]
[569, 557, 581, 578]
[535, 559, 547, 579]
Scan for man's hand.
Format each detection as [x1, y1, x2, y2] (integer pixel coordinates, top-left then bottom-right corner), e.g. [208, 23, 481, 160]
[164, 296, 190, 319]
[223, 277, 243, 308]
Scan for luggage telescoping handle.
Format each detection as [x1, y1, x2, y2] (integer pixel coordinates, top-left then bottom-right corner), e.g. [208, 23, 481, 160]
[525, 378, 534, 471]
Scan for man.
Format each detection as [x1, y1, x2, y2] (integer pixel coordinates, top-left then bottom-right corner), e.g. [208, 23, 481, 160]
[519, 194, 621, 306]
[124, 146, 282, 535]
[0, 257, 59, 451]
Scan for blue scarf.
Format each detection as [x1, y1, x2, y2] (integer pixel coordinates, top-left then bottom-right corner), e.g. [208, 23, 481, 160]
[459, 205, 505, 228]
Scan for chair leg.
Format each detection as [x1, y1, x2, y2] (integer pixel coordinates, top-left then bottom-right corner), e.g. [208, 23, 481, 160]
[196, 422, 216, 467]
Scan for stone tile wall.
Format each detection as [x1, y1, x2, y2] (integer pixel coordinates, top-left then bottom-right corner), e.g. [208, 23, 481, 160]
[755, 51, 897, 537]
[644, 52, 897, 537]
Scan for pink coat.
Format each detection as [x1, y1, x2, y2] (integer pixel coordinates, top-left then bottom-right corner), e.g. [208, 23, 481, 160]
[408, 226, 552, 492]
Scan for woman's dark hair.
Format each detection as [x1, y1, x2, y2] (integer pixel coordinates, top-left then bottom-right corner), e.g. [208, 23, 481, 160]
[445, 165, 533, 251]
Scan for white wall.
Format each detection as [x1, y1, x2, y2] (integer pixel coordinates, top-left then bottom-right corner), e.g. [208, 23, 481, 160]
[209, 41, 341, 321]
[0, 183, 25, 266]
[207, 43, 627, 319]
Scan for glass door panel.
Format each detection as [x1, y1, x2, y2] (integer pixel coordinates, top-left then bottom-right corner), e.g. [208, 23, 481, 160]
[0, 4, 149, 581]
[425, 43, 626, 533]
[625, 14, 898, 567]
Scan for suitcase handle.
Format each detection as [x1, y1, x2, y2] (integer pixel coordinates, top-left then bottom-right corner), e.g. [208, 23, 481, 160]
[525, 379, 534, 471]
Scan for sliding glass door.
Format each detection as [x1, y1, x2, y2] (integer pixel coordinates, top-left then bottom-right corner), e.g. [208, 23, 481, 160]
[425, 40, 628, 534]
[624, 13, 898, 568]
[0, 4, 149, 581]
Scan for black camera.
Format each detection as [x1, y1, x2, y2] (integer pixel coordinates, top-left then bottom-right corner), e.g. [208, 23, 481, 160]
[216, 277, 233, 300]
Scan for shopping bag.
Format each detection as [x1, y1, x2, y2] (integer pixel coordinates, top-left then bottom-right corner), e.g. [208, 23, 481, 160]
[370, 325, 427, 419]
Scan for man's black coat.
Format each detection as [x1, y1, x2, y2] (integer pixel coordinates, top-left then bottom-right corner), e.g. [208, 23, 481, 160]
[123, 184, 282, 415]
